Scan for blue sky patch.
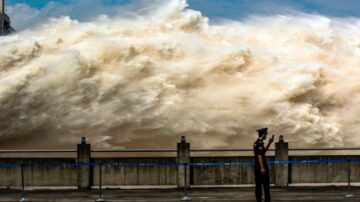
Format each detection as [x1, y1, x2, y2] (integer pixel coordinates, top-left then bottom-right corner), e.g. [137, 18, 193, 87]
[7, 0, 360, 19]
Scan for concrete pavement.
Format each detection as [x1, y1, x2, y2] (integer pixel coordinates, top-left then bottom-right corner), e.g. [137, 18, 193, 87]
[0, 187, 359, 201]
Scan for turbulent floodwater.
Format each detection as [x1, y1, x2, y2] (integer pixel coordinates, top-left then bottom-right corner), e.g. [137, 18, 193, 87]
[0, 0, 360, 149]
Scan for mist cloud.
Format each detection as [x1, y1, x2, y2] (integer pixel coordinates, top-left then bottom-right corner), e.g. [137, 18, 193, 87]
[1, 0, 360, 149]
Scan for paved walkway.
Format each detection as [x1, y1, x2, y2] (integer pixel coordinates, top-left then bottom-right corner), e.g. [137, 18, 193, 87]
[0, 187, 359, 201]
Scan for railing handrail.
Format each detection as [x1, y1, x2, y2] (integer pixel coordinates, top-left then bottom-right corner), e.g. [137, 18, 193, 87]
[0, 147, 359, 153]
[92, 149, 177, 152]
[0, 150, 76, 153]
[191, 149, 261, 152]
[191, 147, 360, 152]
[289, 147, 360, 151]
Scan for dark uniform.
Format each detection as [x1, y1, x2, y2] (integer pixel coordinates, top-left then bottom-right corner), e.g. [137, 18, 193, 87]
[254, 139, 270, 202]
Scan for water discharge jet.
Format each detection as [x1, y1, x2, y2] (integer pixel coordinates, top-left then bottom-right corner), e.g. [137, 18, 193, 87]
[0, 0, 359, 149]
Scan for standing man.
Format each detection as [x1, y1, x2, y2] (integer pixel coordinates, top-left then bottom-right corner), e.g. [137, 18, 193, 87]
[253, 127, 274, 202]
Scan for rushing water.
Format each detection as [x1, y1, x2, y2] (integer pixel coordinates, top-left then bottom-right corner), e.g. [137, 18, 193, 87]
[0, 0, 360, 149]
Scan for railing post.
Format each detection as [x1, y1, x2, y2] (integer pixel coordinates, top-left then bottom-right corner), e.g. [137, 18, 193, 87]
[96, 162, 106, 202]
[275, 135, 289, 187]
[345, 158, 354, 198]
[77, 137, 91, 189]
[177, 136, 190, 189]
[19, 164, 28, 202]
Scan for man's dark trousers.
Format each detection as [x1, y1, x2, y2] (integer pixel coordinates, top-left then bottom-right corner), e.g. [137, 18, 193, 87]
[255, 168, 270, 202]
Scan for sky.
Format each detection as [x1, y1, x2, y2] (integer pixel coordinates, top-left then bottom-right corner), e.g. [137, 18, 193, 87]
[4, 0, 360, 31]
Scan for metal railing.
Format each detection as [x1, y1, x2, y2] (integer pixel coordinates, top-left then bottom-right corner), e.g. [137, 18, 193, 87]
[190, 149, 269, 152]
[92, 149, 176, 153]
[0, 146, 359, 201]
[2, 157, 358, 202]
[0, 150, 76, 153]
[0, 147, 359, 153]
[289, 147, 360, 151]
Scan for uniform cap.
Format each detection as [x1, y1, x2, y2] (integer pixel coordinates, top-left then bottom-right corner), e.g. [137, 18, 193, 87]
[256, 127, 268, 136]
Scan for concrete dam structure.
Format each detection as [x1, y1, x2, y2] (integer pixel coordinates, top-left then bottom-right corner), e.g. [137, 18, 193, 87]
[0, 136, 359, 189]
[0, 0, 15, 36]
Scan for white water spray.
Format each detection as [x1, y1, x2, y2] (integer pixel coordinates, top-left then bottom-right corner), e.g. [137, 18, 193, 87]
[0, 0, 360, 148]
